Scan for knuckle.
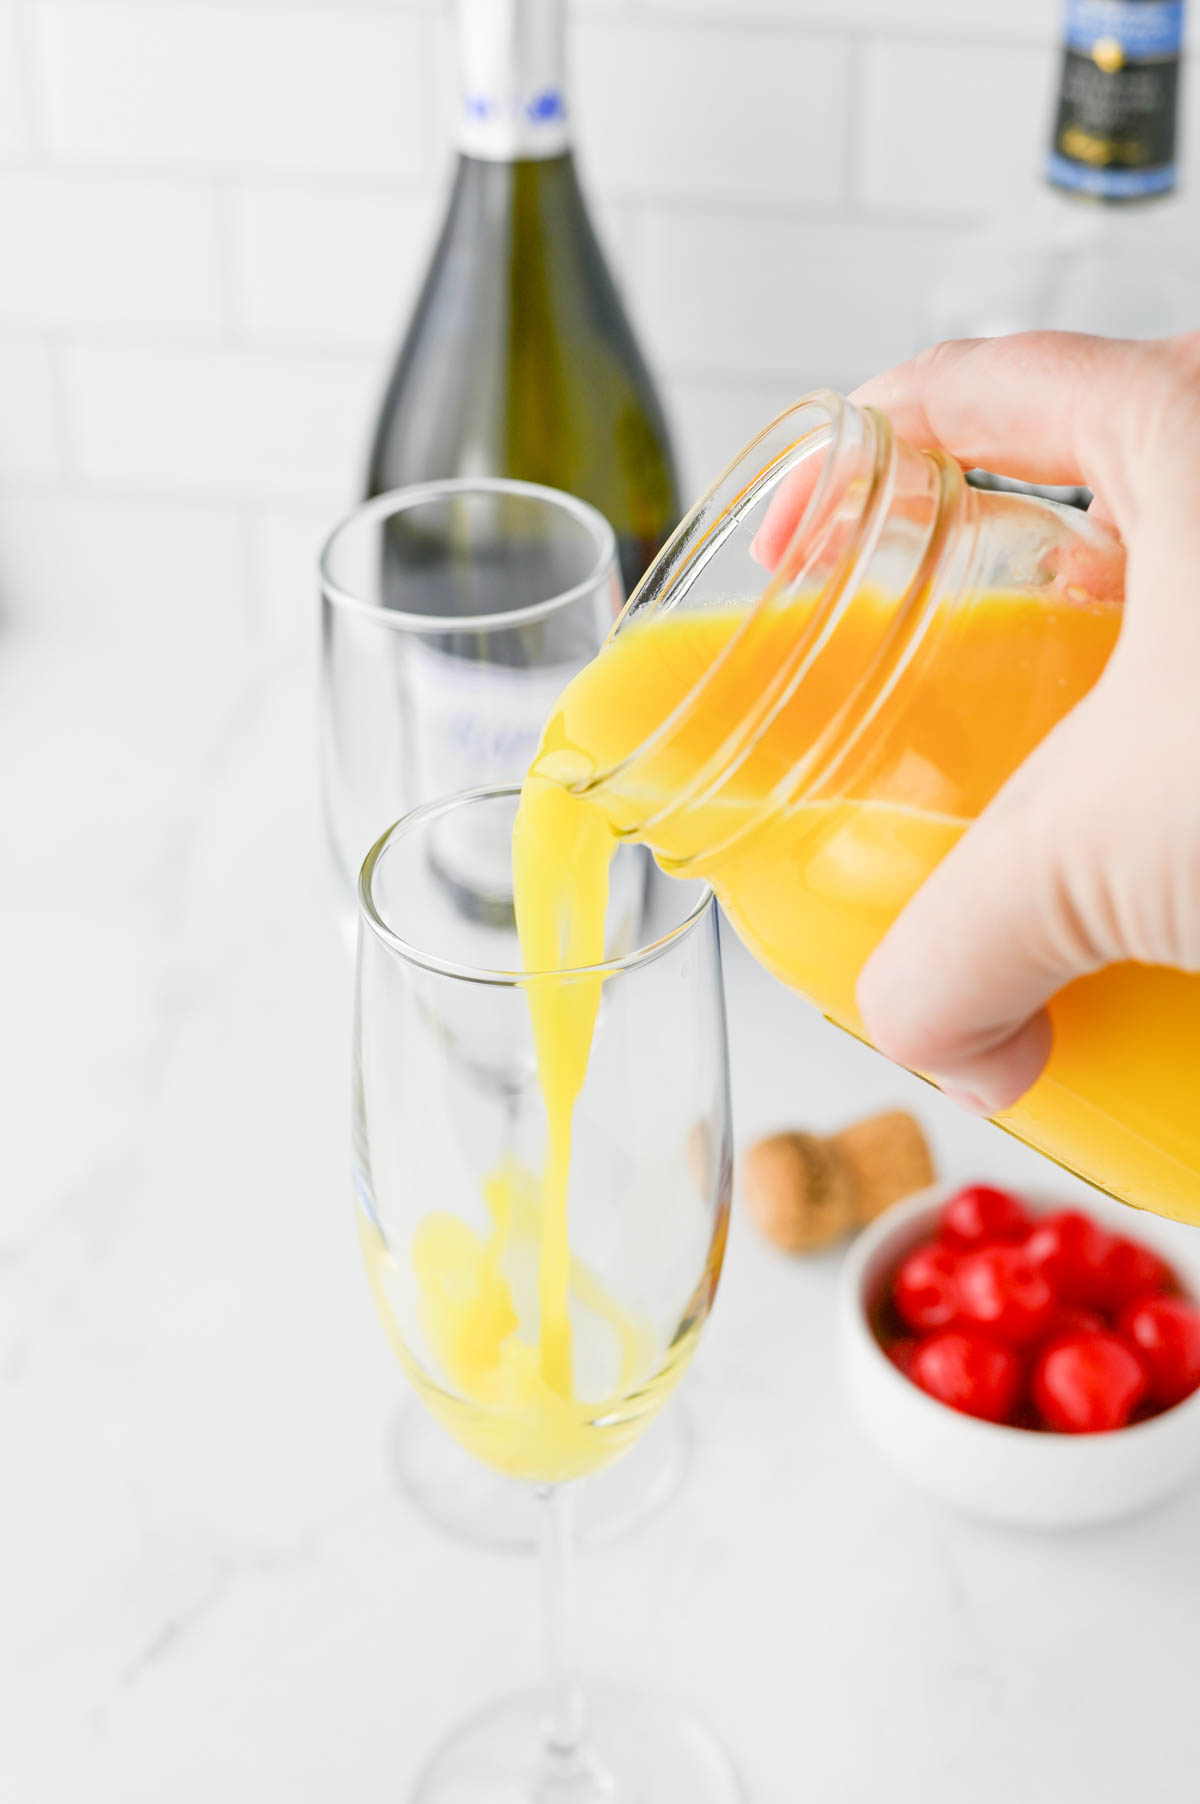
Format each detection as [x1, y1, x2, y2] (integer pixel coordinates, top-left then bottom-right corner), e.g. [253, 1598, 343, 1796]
[1158, 330, 1200, 391]
[856, 965, 958, 1074]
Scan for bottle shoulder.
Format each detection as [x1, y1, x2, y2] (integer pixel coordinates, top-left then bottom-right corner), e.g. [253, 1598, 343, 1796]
[384, 155, 643, 355]
[365, 154, 679, 531]
[924, 187, 1200, 343]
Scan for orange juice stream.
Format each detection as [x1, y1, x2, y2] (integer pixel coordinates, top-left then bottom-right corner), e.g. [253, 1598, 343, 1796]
[518, 587, 1200, 1226]
[359, 774, 692, 1484]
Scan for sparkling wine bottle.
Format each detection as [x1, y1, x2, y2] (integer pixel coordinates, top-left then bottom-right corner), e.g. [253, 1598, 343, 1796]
[366, 0, 681, 598]
[924, 0, 1198, 503]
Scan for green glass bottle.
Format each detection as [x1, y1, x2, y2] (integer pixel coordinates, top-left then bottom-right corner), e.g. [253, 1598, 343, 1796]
[366, 0, 681, 600]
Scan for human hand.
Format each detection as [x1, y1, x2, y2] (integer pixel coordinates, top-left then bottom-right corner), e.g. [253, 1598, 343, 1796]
[770, 333, 1200, 1113]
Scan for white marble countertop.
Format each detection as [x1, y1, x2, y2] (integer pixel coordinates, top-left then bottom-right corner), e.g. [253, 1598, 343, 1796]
[4, 618, 1199, 1804]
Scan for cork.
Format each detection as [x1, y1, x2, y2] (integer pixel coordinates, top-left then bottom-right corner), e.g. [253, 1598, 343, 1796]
[743, 1109, 935, 1254]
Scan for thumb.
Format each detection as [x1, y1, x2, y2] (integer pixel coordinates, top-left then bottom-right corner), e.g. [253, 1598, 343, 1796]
[854, 704, 1110, 1114]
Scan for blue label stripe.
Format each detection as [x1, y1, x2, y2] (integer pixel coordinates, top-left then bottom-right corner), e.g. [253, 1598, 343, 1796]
[464, 88, 566, 126]
[526, 89, 565, 122]
[1064, 0, 1184, 59]
[1047, 151, 1178, 195]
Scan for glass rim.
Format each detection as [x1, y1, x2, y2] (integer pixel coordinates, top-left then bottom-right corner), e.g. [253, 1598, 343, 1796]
[570, 389, 849, 796]
[358, 782, 716, 987]
[318, 477, 620, 636]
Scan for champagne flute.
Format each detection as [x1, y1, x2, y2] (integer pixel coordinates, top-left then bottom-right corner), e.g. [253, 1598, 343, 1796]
[320, 479, 621, 948]
[354, 786, 739, 1802]
[320, 480, 686, 1548]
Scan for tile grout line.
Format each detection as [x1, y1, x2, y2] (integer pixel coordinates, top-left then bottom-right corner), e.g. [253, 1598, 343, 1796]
[841, 31, 864, 222]
[42, 337, 79, 483]
[0, 467, 353, 519]
[210, 176, 248, 348]
[9, 0, 45, 165]
[236, 502, 265, 647]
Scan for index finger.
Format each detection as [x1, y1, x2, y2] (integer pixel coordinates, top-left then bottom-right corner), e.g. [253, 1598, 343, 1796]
[850, 332, 1158, 523]
[751, 332, 1163, 572]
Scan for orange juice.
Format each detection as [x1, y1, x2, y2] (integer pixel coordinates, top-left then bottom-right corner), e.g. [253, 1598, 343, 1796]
[517, 586, 1200, 1224]
[358, 772, 710, 1484]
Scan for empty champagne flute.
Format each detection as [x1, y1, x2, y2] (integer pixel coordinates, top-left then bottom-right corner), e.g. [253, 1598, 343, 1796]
[321, 480, 688, 1548]
[354, 786, 739, 1802]
[320, 479, 621, 945]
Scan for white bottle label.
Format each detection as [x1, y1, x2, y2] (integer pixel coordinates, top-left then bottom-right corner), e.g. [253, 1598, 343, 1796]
[406, 636, 578, 800]
[405, 636, 583, 894]
[455, 0, 570, 161]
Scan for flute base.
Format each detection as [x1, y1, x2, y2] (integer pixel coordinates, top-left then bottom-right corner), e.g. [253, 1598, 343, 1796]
[410, 1682, 744, 1804]
[389, 1399, 691, 1553]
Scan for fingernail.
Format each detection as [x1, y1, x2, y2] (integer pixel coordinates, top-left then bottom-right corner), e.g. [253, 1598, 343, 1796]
[938, 1085, 993, 1118]
[748, 526, 770, 568]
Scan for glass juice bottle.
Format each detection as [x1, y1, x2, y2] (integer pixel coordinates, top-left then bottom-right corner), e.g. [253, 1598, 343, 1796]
[530, 393, 1200, 1224]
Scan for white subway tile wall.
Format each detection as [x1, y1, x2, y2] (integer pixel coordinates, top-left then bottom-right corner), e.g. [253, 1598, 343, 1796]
[230, 183, 440, 348]
[572, 21, 851, 208]
[0, 4, 29, 159]
[860, 39, 1054, 217]
[0, 172, 226, 333]
[0, 489, 246, 641]
[35, 4, 433, 175]
[640, 209, 961, 387]
[0, 338, 62, 477]
[1, 0, 1196, 645]
[643, 0, 1053, 30]
[64, 342, 380, 498]
[251, 503, 347, 657]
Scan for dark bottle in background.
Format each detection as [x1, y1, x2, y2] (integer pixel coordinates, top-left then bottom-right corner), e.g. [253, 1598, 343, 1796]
[924, 0, 1197, 504]
[366, 0, 681, 600]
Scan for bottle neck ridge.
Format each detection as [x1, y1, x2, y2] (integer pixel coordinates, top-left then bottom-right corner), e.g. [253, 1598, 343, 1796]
[454, 0, 570, 162]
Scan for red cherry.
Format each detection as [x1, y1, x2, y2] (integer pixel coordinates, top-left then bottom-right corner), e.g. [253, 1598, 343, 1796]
[1046, 1313, 1097, 1342]
[887, 1337, 919, 1378]
[956, 1244, 1056, 1346]
[893, 1242, 960, 1334]
[940, 1184, 1031, 1250]
[1119, 1295, 1200, 1409]
[1024, 1210, 1115, 1307]
[1032, 1333, 1147, 1433]
[1041, 1304, 1106, 1347]
[1099, 1237, 1173, 1312]
[909, 1331, 1022, 1424]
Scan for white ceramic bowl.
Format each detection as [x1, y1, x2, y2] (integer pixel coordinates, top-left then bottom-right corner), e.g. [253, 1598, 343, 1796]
[838, 1183, 1200, 1528]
